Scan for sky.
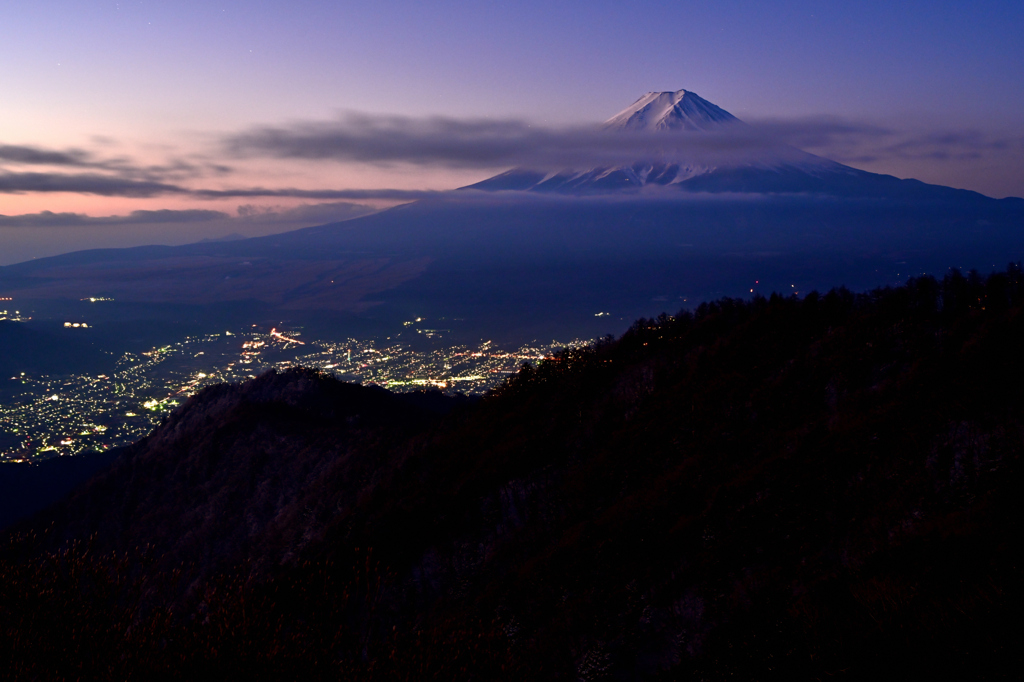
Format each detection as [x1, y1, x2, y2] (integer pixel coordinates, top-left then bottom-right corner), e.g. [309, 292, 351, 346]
[1, 0, 1022, 264]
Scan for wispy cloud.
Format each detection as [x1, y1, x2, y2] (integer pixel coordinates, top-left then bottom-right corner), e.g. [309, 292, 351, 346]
[222, 112, 787, 170]
[0, 172, 187, 197]
[224, 111, 1024, 175]
[193, 187, 440, 200]
[0, 208, 229, 227]
[234, 201, 376, 223]
[0, 142, 232, 185]
[0, 202, 377, 229]
[2, 112, 1020, 204]
[748, 116, 1024, 166]
[744, 116, 895, 149]
[0, 144, 100, 168]
[871, 130, 1018, 162]
[0, 170, 435, 202]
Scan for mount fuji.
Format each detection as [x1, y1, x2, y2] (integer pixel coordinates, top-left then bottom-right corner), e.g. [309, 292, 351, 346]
[1, 90, 1022, 344]
[467, 89, 998, 202]
[603, 89, 741, 131]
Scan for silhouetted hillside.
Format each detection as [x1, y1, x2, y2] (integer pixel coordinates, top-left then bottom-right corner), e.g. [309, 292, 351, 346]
[0, 449, 119, 530]
[19, 370, 465, 586]
[4, 267, 1024, 680]
[0, 320, 111, 378]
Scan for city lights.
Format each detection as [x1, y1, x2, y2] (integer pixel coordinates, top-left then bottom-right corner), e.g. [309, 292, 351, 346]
[0, 326, 587, 462]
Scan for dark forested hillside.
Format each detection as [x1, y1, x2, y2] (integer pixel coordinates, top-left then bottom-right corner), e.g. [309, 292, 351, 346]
[4, 266, 1024, 680]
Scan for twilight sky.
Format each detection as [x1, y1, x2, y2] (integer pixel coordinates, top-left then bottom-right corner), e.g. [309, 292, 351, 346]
[1, 0, 1022, 264]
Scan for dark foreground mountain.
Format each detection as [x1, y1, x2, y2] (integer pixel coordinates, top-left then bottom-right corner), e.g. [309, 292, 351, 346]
[4, 266, 1024, 679]
[0, 449, 118, 529]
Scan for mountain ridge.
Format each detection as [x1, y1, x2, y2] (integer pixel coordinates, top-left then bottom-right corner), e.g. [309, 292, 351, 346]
[4, 267, 1024, 679]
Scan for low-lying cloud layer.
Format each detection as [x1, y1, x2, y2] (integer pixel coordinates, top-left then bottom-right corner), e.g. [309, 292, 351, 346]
[0, 172, 185, 197]
[192, 187, 439, 201]
[0, 202, 377, 229]
[750, 116, 1023, 166]
[224, 112, 1023, 173]
[1, 111, 1021, 206]
[0, 170, 437, 202]
[0, 209, 230, 227]
[0, 144, 100, 168]
[223, 113, 789, 169]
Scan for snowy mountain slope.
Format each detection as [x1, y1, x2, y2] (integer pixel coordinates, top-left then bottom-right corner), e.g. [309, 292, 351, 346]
[465, 89, 915, 197]
[602, 89, 740, 132]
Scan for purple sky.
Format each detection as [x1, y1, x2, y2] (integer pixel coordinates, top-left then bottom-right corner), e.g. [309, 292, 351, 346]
[1, 0, 1022, 263]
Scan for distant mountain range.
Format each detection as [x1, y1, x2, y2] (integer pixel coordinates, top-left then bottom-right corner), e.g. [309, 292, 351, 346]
[1, 90, 1022, 345]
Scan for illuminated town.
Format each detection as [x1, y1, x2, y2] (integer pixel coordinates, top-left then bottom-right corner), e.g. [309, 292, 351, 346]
[0, 309, 31, 322]
[1, 321, 588, 462]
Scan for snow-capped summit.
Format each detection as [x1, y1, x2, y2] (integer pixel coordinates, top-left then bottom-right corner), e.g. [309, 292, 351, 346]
[465, 88, 771, 193]
[603, 90, 740, 132]
[466, 89, 981, 200]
